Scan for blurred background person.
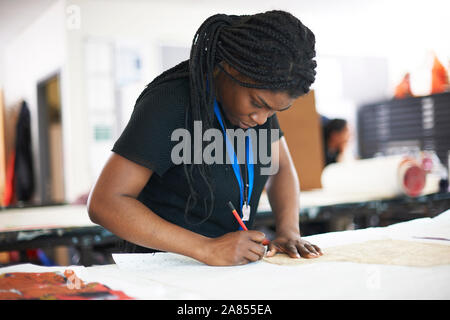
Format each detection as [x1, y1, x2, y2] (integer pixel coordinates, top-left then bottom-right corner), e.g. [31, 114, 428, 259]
[322, 118, 351, 166]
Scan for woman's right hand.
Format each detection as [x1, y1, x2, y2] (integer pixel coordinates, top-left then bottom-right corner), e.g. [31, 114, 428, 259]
[201, 231, 267, 266]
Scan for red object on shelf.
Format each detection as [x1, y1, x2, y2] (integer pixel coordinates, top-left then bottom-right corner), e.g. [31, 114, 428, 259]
[25, 249, 39, 261]
[9, 251, 20, 263]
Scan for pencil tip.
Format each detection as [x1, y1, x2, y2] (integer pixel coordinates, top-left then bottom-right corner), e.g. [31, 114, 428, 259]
[227, 201, 235, 211]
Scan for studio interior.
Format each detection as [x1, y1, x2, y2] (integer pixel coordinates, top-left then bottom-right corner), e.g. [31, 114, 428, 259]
[0, 0, 449, 300]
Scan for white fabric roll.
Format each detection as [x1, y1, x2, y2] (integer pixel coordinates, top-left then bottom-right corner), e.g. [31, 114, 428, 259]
[321, 155, 426, 197]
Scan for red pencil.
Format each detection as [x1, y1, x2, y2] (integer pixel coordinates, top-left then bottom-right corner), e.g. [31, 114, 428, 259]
[227, 201, 270, 246]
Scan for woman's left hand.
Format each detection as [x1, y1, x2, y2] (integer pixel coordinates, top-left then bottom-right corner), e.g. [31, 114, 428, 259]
[265, 232, 323, 259]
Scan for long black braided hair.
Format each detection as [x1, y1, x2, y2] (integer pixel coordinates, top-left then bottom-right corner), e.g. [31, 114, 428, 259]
[137, 10, 317, 226]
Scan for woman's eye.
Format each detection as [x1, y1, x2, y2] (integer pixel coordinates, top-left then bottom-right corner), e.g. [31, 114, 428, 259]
[251, 101, 263, 109]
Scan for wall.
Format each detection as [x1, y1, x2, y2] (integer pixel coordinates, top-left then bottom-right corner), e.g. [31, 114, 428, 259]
[3, 0, 66, 203]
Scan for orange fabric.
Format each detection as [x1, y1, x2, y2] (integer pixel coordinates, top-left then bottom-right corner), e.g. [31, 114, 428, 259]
[394, 73, 413, 99]
[431, 56, 448, 94]
[3, 151, 16, 206]
[0, 270, 134, 300]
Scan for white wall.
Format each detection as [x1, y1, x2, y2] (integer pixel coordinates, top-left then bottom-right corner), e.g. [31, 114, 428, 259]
[0, 0, 58, 87]
[291, 0, 450, 84]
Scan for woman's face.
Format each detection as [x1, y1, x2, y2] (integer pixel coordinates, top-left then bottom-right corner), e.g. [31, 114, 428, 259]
[214, 64, 294, 129]
[331, 125, 351, 151]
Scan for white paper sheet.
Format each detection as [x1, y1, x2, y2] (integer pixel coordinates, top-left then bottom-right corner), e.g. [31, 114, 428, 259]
[109, 209, 450, 299]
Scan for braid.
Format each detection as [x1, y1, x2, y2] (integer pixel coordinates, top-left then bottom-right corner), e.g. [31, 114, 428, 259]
[215, 11, 317, 95]
[141, 10, 317, 226]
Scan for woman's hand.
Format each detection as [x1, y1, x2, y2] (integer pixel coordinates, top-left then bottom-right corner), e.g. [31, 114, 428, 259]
[201, 231, 267, 266]
[265, 231, 323, 259]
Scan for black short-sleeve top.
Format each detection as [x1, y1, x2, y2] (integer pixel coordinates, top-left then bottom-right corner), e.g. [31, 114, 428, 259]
[112, 75, 284, 248]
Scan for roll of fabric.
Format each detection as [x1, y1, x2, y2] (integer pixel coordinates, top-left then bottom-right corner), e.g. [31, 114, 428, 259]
[321, 155, 426, 197]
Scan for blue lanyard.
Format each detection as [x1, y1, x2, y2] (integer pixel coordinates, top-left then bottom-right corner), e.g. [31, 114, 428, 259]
[213, 99, 254, 225]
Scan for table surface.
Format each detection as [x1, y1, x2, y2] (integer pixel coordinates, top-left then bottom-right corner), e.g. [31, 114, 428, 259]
[2, 192, 449, 232]
[0, 204, 95, 232]
[2, 209, 449, 299]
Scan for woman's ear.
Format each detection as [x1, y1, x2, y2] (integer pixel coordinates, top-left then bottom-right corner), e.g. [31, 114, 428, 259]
[222, 62, 258, 85]
[222, 62, 240, 77]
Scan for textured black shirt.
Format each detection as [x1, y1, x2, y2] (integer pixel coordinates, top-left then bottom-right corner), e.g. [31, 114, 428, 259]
[112, 76, 283, 252]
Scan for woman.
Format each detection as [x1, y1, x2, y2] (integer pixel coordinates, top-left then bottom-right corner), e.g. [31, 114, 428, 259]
[322, 118, 351, 166]
[88, 10, 323, 266]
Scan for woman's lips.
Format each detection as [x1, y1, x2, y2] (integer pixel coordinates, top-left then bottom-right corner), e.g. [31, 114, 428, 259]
[240, 122, 249, 129]
[239, 121, 256, 129]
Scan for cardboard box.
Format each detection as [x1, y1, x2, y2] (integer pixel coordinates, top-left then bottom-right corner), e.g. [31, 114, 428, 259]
[276, 90, 324, 190]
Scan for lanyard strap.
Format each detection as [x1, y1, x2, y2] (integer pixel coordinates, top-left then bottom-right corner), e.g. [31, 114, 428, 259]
[213, 100, 254, 220]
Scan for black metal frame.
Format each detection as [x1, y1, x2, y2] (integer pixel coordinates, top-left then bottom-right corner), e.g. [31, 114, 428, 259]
[0, 226, 119, 266]
[254, 192, 450, 236]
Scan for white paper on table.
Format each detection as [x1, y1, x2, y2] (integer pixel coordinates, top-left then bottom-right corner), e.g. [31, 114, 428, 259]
[108, 209, 450, 299]
[112, 252, 204, 272]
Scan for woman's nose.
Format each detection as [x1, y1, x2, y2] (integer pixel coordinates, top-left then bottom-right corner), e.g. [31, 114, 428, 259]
[250, 110, 273, 126]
